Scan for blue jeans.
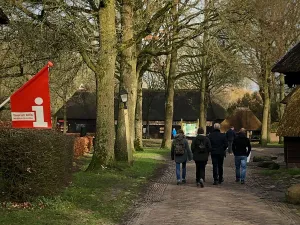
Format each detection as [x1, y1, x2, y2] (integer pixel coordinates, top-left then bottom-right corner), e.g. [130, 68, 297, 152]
[235, 156, 247, 180]
[176, 162, 186, 181]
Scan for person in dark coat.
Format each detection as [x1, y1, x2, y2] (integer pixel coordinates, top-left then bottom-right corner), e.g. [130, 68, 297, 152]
[232, 128, 251, 184]
[191, 127, 211, 188]
[226, 126, 236, 155]
[208, 123, 228, 185]
[171, 129, 193, 185]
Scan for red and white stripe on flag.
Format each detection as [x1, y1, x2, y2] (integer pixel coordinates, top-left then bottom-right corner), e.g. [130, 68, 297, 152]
[10, 62, 53, 129]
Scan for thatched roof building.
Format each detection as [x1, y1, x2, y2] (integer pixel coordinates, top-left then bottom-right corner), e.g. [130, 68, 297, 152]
[220, 107, 262, 132]
[56, 90, 226, 122]
[273, 42, 300, 167]
[272, 42, 300, 87]
[280, 86, 300, 104]
[277, 87, 300, 137]
[0, 8, 9, 25]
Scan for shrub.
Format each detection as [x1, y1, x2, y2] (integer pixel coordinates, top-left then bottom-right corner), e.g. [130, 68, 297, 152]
[0, 128, 74, 201]
[73, 136, 93, 158]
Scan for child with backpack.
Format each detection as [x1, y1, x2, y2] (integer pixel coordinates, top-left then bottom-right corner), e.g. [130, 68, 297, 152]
[191, 127, 211, 188]
[171, 129, 193, 185]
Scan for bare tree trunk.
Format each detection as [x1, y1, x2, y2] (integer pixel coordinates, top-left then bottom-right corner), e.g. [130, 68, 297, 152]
[199, 0, 210, 134]
[129, 62, 137, 151]
[115, 0, 135, 160]
[63, 98, 67, 134]
[267, 101, 271, 143]
[267, 82, 272, 143]
[123, 0, 136, 151]
[87, 1, 116, 169]
[279, 74, 285, 144]
[52, 113, 57, 129]
[161, 0, 178, 149]
[115, 93, 129, 161]
[261, 69, 270, 147]
[161, 78, 175, 149]
[135, 74, 143, 149]
[200, 72, 207, 134]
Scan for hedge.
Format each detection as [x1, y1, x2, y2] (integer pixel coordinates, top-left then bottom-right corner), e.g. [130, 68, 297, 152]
[0, 129, 74, 201]
[73, 136, 93, 158]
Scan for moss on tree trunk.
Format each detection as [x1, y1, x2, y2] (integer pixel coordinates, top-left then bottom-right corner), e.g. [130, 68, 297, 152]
[135, 75, 143, 149]
[87, 0, 116, 169]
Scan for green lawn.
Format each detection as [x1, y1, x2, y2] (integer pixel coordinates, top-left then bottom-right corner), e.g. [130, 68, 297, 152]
[0, 148, 169, 225]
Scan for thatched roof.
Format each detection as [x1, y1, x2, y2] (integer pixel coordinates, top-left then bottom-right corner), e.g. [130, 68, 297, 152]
[277, 87, 300, 137]
[143, 89, 226, 121]
[281, 86, 300, 104]
[0, 8, 9, 25]
[220, 107, 262, 132]
[272, 42, 300, 73]
[56, 90, 226, 122]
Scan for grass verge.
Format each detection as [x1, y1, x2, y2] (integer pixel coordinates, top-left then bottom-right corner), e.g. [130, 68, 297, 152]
[0, 148, 169, 225]
[260, 168, 300, 179]
[252, 143, 284, 148]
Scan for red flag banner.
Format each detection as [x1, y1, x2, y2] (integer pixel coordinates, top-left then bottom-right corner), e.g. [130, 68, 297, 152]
[10, 62, 53, 129]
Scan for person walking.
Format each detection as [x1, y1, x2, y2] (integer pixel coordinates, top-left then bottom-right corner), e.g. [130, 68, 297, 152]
[226, 126, 236, 155]
[191, 127, 211, 188]
[209, 123, 228, 185]
[232, 128, 252, 184]
[172, 128, 177, 139]
[171, 129, 193, 185]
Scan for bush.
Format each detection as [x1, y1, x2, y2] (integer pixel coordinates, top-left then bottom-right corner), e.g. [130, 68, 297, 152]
[0, 129, 74, 201]
[73, 136, 93, 158]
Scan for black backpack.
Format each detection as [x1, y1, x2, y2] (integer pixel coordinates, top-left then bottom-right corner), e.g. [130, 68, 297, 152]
[196, 139, 206, 153]
[174, 138, 185, 156]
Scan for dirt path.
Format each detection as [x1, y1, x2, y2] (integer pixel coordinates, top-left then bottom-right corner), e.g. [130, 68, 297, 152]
[125, 148, 300, 225]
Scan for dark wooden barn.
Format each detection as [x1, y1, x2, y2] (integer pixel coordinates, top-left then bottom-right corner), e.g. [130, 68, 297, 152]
[273, 41, 300, 167]
[56, 90, 226, 138]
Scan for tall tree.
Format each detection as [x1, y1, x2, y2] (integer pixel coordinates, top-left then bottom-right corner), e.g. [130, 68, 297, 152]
[159, 0, 208, 148]
[222, 0, 300, 146]
[115, 0, 135, 161]
[5, 0, 117, 167]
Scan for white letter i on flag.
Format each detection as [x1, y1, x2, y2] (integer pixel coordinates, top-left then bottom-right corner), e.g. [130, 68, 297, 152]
[32, 97, 48, 127]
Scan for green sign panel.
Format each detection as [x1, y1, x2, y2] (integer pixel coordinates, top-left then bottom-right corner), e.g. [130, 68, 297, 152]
[182, 122, 198, 137]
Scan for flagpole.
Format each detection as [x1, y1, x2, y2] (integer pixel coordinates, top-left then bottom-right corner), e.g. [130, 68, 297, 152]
[0, 97, 10, 109]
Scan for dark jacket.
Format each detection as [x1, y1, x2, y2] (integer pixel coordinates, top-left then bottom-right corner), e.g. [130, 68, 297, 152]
[171, 134, 193, 163]
[191, 134, 211, 162]
[226, 129, 236, 141]
[208, 129, 228, 156]
[232, 133, 251, 156]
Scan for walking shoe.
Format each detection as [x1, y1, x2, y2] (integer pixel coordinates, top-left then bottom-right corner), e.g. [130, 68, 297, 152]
[241, 180, 245, 184]
[213, 180, 218, 185]
[177, 180, 181, 185]
[219, 178, 224, 184]
[182, 179, 186, 184]
[197, 182, 200, 187]
[200, 179, 204, 188]
[236, 178, 240, 182]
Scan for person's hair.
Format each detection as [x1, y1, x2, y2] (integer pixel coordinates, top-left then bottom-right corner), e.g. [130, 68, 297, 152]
[240, 128, 246, 133]
[214, 123, 221, 130]
[197, 127, 204, 134]
[177, 129, 184, 134]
